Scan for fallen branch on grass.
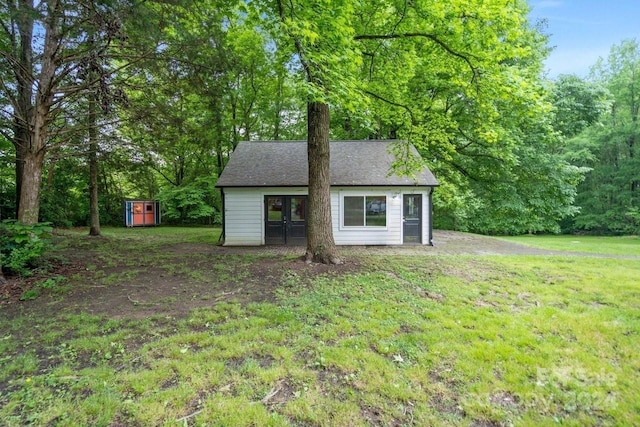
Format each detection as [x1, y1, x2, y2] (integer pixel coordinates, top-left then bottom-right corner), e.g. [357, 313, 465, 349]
[213, 288, 243, 302]
[176, 409, 203, 423]
[261, 379, 284, 405]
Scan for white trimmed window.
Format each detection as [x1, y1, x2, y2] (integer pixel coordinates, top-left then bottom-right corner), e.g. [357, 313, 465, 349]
[343, 195, 387, 227]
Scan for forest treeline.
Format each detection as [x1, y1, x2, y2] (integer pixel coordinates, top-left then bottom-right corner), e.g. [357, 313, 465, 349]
[0, 0, 638, 235]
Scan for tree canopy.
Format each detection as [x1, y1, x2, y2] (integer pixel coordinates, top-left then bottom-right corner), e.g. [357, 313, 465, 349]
[0, 0, 636, 242]
[563, 39, 640, 234]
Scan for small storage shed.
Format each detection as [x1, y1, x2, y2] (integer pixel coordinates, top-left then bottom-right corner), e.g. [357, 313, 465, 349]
[124, 200, 161, 227]
[216, 140, 438, 246]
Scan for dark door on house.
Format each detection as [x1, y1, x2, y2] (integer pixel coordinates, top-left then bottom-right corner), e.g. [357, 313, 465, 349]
[265, 196, 307, 245]
[403, 194, 422, 244]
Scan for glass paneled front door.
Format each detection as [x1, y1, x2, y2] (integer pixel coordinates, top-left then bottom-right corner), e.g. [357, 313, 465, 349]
[403, 194, 422, 244]
[265, 196, 307, 245]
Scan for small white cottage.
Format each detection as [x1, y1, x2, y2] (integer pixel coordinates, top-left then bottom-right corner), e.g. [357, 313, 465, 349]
[215, 140, 439, 246]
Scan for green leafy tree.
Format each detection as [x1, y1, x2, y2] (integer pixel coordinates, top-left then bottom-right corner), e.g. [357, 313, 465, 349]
[159, 176, 219, 224]
[569, 39, 640, 234]
[260, 0, 556, 258]
[0, 0, 584, 240]
[118, 0, 300, 225]
[0, 0, 138, 224]
[551, 74, 609, 139]
[257, 0, 363, 264]
[347, 0, 569, 235]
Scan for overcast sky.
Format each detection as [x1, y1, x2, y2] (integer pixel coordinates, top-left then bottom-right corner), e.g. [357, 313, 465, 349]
[528, 0, 640, 78]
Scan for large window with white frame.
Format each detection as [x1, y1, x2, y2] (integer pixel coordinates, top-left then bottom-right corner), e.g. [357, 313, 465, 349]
[343, 195, 387, 227]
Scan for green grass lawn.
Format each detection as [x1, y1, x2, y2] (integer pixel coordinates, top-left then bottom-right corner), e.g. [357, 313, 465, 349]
[56, 225, 223, 244]
[0, 229, 638, 426]
[498, 234, 640, 256]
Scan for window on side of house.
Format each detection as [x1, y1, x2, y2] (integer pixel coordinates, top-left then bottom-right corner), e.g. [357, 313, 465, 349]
[343, 195, 387, 227]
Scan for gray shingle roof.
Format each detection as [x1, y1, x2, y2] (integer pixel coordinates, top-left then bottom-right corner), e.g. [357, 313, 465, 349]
[215, 140, 439, 188]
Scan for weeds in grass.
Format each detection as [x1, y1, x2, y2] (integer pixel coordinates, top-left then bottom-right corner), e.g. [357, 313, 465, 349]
[19, 275, 68, 300]
[0, 229, 638, 426]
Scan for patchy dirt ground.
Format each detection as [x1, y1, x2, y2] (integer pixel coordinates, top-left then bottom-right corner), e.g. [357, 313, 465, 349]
[1, 229, 634, 319]
[0, 237, 361, 319]
[61, 254, 361, 319]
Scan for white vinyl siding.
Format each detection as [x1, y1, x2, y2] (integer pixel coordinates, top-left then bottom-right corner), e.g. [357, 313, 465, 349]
[223, 187, 307, 246]
[222, 188, 263, 245]
[222, 186, 432, 246]
[422, 188, 432, 245]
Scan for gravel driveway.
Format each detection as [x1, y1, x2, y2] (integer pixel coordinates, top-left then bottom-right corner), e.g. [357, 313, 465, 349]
[219, 230, 640, 259]
[341, 230, 573, 256]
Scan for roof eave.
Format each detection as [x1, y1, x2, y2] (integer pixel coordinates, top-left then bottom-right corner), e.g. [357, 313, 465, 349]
[216, 183, 439, 188]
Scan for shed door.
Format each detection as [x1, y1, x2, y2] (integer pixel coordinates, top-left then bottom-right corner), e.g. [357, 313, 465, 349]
[144, 202, 155, 225]
[132, 202, 145, 225]
[265, 196, 307, 245]
[403, 194, 422, 244]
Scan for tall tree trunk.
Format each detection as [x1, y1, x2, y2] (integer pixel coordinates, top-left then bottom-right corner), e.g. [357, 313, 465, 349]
[305, 102, 340, 264]
[88, 94, 101, 236]
[212, 98, 225, 176]
[17, 91, 51, 225]
[14, 131, 28, 218]
[13, 0, 34, 218]
[18, 146, 45, 225]
[16, 0, 58, 225]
